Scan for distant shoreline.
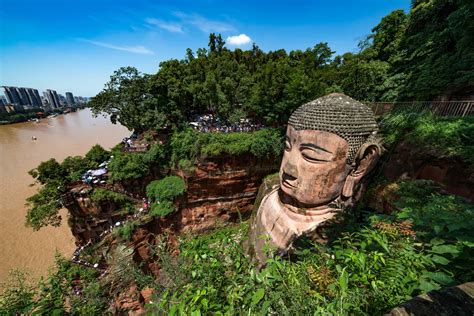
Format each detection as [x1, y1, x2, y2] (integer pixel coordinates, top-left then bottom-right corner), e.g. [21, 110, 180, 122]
[0, 106, 88, 125]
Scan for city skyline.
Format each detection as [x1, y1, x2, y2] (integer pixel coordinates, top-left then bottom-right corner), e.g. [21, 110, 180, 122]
[2, 86, 86, 109]
[1, 0, 410, 97]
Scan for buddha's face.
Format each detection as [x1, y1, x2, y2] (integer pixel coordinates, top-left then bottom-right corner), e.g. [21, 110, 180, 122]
[279, 125, 351, 207]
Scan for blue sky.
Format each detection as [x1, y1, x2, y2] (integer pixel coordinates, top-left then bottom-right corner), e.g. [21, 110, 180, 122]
[0, 0, 410, 97]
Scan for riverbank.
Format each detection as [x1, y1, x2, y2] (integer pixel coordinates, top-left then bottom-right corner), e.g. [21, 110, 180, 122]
[0, 108, 129, 283]
[0, 106, 88, 125]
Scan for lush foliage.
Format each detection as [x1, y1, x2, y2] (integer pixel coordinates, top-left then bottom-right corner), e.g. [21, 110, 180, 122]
[147, 180, 473, 315]
[0, 270, 36, 314]
[380, 112, 474, 166]
[25, 181, 64, 230]
[90, 188, 132, 205]
[0, 256, 107, 315]
[146, 176, 186, 202]
[143, 143, 168, 165]
[113, 220, 140, 241]
[107, 152, 149, 182]
[146, 176, 186, 217]
[149, 200, 175, 217]
[85, 144, 110, 167]
[89, 0, 473, 132]
[28, 158, 66, 185]
[170, 128, 284, 165]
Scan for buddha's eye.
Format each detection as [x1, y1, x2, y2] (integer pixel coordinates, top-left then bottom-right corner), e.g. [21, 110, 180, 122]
[284, 138, 291, 151]
[300, 147, 330, 163]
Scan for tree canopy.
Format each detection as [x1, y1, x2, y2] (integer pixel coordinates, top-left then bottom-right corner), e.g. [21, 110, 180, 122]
[89, 2, 473, 132]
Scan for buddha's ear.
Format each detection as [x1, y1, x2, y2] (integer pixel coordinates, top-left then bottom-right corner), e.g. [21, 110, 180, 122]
[342, 140, 382, 198]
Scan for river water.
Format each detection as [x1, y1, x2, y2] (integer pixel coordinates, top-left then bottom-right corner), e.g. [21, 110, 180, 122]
[0, 108, 130, 283]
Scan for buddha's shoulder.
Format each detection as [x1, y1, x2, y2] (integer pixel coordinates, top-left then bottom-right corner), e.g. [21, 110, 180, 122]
[252, 174, 280, 213]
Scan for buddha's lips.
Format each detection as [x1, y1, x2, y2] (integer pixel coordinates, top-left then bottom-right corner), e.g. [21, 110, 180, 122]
[282, 179, 297, 189]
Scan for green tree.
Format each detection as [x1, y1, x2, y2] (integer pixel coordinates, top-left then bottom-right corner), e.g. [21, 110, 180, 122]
[28, 158, 66, 185]
[85, 144, 110, 166]
[108, 153, 149, 182]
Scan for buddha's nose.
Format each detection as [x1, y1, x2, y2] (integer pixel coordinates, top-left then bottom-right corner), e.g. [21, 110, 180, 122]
[283, 156, 298, 179]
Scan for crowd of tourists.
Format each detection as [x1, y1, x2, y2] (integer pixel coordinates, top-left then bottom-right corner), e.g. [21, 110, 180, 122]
[81, 160, 109, 185]
[189, 114, 263, 133]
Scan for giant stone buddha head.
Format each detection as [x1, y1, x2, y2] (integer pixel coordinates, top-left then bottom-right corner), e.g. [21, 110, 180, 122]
[249, 93, 381, 264]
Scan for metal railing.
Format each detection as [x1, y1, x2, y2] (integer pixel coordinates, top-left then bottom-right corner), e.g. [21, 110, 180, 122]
[367, 101, 474, 117]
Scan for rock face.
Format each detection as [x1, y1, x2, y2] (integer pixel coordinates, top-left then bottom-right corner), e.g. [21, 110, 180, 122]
[63, 185, 129, 244]
[387, 282, 474, 316]
[64, 154, 279, 244]
[175, 154, 280, 232]
[384, 140, 474, 202]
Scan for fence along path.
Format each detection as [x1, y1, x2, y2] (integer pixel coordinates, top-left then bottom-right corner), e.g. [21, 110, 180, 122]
[368, 101, 474, 117]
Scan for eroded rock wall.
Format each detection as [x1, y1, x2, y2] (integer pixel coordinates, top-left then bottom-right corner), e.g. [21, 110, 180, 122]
[174, 154, 280, 232]
[384, 140, 474, 202]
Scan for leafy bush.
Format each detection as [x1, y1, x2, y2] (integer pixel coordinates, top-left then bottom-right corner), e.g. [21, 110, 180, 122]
[143, 143, 167, 165]
[146, 176, 186, 203]
[113, 220, 140, 241]
[148, 179, 474, 315]
[178, 159, 195, 172]
[90, 188, 132, 205]
[380, 112, 474, 166]
[25, 181, 63, 230]
[149, 200, 175, 217]
[61, 155, 90, 182]
[170, 128, 284, 165]
[0, 270, 35, 315]
[28, 158, 66, 185]
[0, 256, 106, 315]
[108, 152, 149, 182]
[85, 144, 110, 167]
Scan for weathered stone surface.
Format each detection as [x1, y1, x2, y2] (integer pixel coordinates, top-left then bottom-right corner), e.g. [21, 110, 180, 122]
[384, 139, 474, 202]
[174, 154, 279, 233]
[248, 94, 381, 264]
[387, 282, 474, 316]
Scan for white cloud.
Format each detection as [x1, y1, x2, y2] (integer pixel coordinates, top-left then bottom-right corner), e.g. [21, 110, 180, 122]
[226, 34, 251, 46]
[145, 18, 183, 33]
[173, 11, 235, 33]
[80, 39, 154, 55]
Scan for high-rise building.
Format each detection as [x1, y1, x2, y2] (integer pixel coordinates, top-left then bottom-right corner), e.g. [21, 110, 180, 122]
[65, 92, 75, 106]
[25, 88, 42, 107]
[52, 90, 60, 108]
[44, 89, 61, 108]
[0, 95, 7, 106]
[2, 86, 22, 105]
[58, 94, 67, 106]
[16, 87, 31, 106]
[2, 86, 45, 110]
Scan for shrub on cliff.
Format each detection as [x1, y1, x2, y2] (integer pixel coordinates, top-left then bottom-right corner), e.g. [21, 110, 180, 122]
[90, 188, 132, 205]
[149, 200, 175, 217]
[28, 158, 66, 185]
[380, 112, 474, 166]
[108, 152, 149, 182]
[170, 128, 284, 165]
[113, 220, 140, 241]
[143, 143, 168, 165]
[146, 176, 186, 203]
[61, 155, 90, 182]
[85, 144, 110, 167]
[25, 181, 64, 230]
[0, 270, 35, 315]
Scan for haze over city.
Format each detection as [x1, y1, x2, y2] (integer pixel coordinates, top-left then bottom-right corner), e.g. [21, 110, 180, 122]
[1, 0, 409, 97]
